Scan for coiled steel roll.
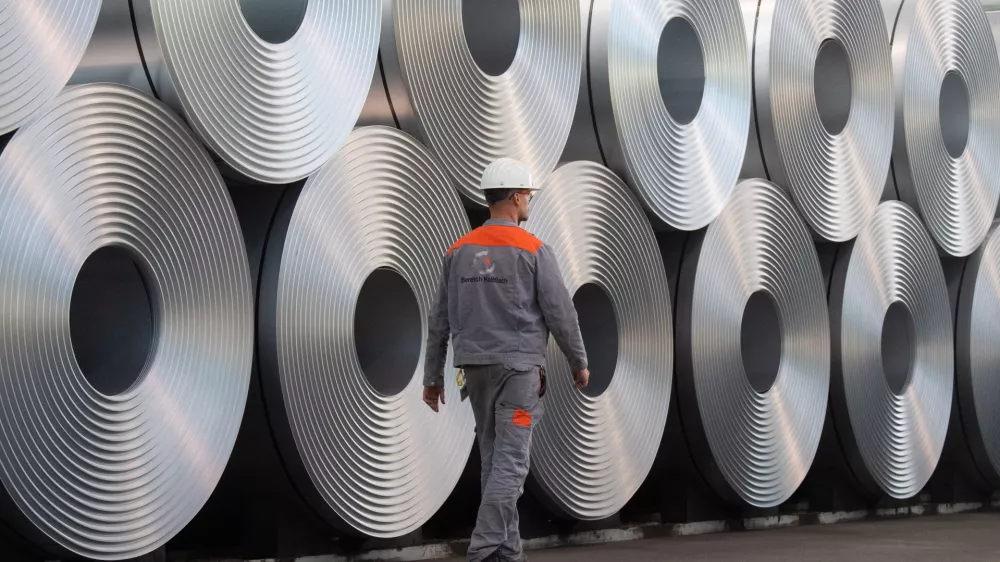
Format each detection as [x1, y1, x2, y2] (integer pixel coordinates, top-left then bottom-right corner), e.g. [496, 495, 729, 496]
[675, 179, 829, 507]
[741, 0, 893, 242]
[951, 221, 1000, 486]
[0, 84, 253, 560]
[257, 126, 474, 537]
[525, 161, 673, 520]
[0, 0, 100, 134]
[126, 0, 381, 184]
[883, 0, 1000, 256]
[828, 201, 952, 499]
[378, 0, 583, 206]
[572, 0, 751, 231]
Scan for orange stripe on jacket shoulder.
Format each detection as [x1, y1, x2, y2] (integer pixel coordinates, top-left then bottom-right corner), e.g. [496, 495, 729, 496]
[448, 225, 543, 255]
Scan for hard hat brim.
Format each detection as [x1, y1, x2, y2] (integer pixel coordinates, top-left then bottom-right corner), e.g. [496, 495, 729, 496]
[479, 184, 540, 191]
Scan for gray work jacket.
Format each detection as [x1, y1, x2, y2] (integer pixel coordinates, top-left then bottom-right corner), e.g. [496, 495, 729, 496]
[423, 218, 588, 386]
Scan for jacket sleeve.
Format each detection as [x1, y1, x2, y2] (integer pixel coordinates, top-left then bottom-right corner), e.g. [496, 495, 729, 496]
[423, 253, 452, 387]
[535, 244, 588, 372]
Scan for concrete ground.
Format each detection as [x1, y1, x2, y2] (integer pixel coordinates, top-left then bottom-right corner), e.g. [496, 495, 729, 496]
[444, 514, 1000, 561]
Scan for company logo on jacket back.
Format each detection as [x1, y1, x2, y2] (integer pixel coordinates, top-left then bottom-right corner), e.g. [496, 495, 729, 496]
[461, 250, 508, 284]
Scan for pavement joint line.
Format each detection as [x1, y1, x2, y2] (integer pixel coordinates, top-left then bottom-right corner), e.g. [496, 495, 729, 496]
[195, 502, 998, 562]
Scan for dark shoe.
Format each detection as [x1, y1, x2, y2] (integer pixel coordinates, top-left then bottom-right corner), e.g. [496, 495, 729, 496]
[481, 551, 502, 562]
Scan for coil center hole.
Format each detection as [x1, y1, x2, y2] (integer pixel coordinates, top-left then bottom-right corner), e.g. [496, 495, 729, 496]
[463, 0, 521, 77]
[741, 291, 782, 394]
[70, 246, 154, 397]
[940, 71, 971, 158]
[657, 17, 705, 125]
[881, 301, 916, 396]
[573, 283, 618, 398]
[239, 0, 307, 44]
[814, 39, 853, 136]
[355, 268, 422, 397]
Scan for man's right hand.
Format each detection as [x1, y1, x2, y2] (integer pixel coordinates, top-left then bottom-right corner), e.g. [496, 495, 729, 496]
[423, 385, 446, 412]
[573, 368, 590, 390]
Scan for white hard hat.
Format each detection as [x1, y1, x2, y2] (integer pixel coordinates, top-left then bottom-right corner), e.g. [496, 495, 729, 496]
[479, 158, 537, 191]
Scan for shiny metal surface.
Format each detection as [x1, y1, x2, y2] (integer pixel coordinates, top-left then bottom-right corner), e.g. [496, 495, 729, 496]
[985, 0, 1000, 42]
[576, 0, 751, 231]
[257, 126, 474, 538]
[525, 161, 672, 520]
[675, 179, 829, 507]
[379, 0, 583, 206]
[0, 84, 253, 559]
[885, 0, 1000, 256]
[0, 0, 100, 134]
[741, 0, 893, 243]
[130, 0, 381, 184]
[828, 201, 952, 499]
[952, 221, 1000, 485]
[67, 0, 152, 92]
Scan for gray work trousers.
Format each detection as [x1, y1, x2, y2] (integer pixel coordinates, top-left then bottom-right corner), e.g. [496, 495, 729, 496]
[465, 364, 544, 562]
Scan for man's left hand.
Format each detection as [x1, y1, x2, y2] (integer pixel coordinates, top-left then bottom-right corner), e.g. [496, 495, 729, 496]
[423, 385, 446, 412]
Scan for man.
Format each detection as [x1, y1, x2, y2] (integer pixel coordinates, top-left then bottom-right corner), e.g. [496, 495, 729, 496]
[422, 157, 590, 562]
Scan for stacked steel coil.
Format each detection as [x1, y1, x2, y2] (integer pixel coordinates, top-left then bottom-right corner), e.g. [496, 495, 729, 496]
[0, 0, 100, 135]
[742, 0, 894, 242]
[884, 0, 1000, 256]
[256, 126, 475, 537]
[67, 0, 381, 184]
[374, 0, 583, 205]
[674, 179, 829, 507]
[950, 221, 1000, 486]
[565, 0, 751, 231]
[0, 84, 252, 560]
[525, 161, 673, 520]
[827, 201, 952, 499]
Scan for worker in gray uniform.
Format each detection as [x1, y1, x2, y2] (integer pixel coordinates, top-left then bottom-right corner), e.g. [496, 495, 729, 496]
[423, 158, 590, 562]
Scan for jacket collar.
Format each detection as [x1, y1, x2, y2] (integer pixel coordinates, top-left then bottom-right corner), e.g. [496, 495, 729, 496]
[483, 218, 519, 228]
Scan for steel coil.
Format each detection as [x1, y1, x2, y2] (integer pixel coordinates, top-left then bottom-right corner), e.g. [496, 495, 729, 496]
[524, 161, 672, 520]
[675, 178, 829, 507]
[125, 0, 380, 184]
[883, 0, 1000, 256]
[0, 0, 100, 135]
[741, 0, 894, 242]
[951, 221, 1000, 486]
[571, 0, 752, 231]
[257, 126, 474, 538]
[828, 201, 952, 498]
[378, 0, 583, 206]
[0, 84, 252, 559]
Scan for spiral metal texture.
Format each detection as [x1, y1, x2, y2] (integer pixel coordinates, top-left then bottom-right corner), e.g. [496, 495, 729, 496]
[258, 126, 474, 538]
[884, 0, 1000, 256]
[675, 179, 829, 507]
[741, 0, 893, 242]
[582, 0, 750, 231]
[381, 0, 583, 206]
[132, 0, 381, 184]
[0, 0, 100, 135]
[0, 84, 253, 559]
[524, 161, 672, 520]
[828, 201, 952, 498]
[952, 220, 1000, 485]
